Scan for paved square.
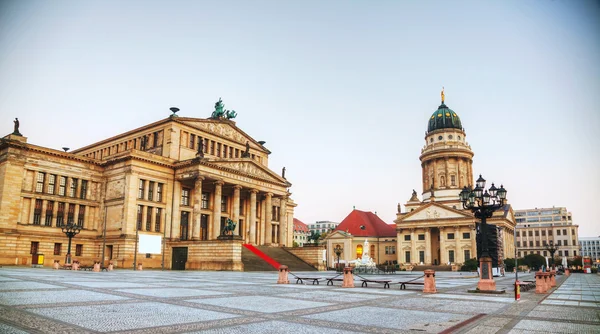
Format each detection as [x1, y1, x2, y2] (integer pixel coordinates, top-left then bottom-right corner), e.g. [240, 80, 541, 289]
[187, 295, 331, 313]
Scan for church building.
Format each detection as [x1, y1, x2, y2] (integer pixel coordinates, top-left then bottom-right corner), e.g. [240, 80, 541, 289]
[0, 99, 295, 270]
[395, 91, 516, 269]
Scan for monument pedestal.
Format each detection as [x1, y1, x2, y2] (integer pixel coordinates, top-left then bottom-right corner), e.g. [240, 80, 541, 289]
[477, 256, 496, 291]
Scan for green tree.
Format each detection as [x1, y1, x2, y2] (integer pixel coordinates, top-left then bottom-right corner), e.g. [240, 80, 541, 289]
[292, 241, 299, 248]
[522, 254, 545, 270]
[460, 258, 478, 271]
[504, 258, 516, 272]
[307, 231, 321, 244]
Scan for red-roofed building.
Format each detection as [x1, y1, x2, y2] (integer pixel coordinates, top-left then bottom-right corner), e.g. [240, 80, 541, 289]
[293, 218, 310, 247]
[325, 209, 398, 268]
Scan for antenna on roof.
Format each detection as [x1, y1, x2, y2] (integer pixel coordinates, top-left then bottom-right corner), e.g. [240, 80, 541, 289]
[62, 147, 69, 152]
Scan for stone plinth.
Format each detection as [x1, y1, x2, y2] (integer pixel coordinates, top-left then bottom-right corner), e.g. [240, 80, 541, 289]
[277, 265, 289, 284]
[550, 270, 556, 287]
[93, 262, 101, 272]
[535, 271, 546, 294]
[342, 267, 354, 288]
[477, 256, 496, 291]
[108, 262, 114, 271]
[423, 269, 437, 293]
[183, 239, 244, 271]
[72, 261, 79, 270]
[137, 263, 143, 271]
[565, 269, 570, 276]
[52, 260, 60, 270]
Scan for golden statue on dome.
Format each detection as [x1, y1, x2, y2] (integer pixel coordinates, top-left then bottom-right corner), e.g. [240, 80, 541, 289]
[441, 87, 445, 103]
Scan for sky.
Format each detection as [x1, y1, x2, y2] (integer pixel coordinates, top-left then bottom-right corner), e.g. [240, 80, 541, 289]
[1, 1, 599, 236]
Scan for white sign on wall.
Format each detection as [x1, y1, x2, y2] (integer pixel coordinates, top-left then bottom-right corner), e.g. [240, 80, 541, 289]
[138, 234, 162, 254]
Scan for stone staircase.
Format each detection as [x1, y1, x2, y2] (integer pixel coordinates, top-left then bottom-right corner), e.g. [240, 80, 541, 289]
[241, 247, 277, 271]
[255, 246, 317, 272]
[411, 265, 453, 272]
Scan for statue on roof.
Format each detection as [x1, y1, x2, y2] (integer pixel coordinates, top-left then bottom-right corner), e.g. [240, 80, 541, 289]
[241, 141, 251, 157]
[225, 109, 237, 119]
[12, 118, 21, 136]
[282, 166, 286, 179]
[197, 137, 204, 158]
[441, 87, 445, 103]
[211, 98, 226, 119]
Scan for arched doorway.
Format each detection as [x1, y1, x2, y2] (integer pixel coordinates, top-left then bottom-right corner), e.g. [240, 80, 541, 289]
[356, 244, 363, 259]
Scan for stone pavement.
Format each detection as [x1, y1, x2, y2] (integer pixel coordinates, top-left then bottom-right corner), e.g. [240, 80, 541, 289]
[0, 267, 598, 333]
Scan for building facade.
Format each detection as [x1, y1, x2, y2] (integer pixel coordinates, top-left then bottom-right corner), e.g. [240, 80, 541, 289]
[579, 236, 600, 268]
[0, 100, 295, 270]
[514, 207, 579, 259]
[293, 218, 309, 247]
[308, 221, 340, 234]
[395, 92, 516, 268]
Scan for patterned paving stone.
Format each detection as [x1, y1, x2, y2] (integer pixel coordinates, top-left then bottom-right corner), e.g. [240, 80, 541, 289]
[187, 295, 331, 313]
[278, 290, 385, 302]
[62, 281, 154, 288]
[28, 301, 238, 332]
[0, 323, 29, 334]
[0, 289, 128, 306]
[426, 293, 514, 303]
[189, 320, 359, 334]
[304, 306, 470, 332]
[0, 282, 65, 291]
[508, 319, 600, 333]
[116, 288, 231, 298]
[528, 304, 600, 323]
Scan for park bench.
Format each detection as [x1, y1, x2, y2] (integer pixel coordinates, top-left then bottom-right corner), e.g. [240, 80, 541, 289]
[295, 277, 323, 285]
[326, 278, 344, 286]
[399, 282, 425, 290]
[360, 279, 391, 289]
[516, 280, 536, 292]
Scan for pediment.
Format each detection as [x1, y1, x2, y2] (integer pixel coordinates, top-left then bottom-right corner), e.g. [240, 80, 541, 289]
[178, 119, 267, 152]
[209, 160, 287, 185]
[326, 230, 351, 239]
[402, 203, 472, 222]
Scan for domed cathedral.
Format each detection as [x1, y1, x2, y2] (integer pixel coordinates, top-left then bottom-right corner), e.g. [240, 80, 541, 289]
[395, 90, 515, 271]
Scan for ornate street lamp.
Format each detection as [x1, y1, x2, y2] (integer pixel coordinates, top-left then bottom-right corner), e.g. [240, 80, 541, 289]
[545, 240, 559, 270]
[61, 222, 82, 264]
[459, 175, 507, 291]
[334, 245, 343, 271]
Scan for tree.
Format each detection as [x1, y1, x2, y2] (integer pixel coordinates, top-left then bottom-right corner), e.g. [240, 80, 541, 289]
[522, 254, 545, 271]
[461, 258, 478, 271]
[292, 241, 299, 248]
[307, 231, 321, 244]
[504, 258, 516, 272]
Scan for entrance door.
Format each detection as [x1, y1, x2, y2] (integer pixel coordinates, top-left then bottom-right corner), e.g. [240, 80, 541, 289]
[200, 214, 208, 240]
[172, 247, 188, 270]
[180, 212, 189, 240]
[106, 245, 113, 261]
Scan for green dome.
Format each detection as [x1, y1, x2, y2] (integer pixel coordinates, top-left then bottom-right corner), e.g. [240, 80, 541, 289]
[427, 103, 463, 133]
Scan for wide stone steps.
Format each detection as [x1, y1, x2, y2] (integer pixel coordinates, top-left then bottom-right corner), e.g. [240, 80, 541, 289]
[254, 246, 317, 272]
[241, 247, 277, 271]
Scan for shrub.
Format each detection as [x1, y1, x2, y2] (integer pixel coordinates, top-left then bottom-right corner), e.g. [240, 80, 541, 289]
[461, 258, 478, 271]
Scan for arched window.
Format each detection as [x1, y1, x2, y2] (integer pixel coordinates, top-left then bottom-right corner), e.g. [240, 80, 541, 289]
[370, 245, 376, 261]
[356, 244, 363, 259]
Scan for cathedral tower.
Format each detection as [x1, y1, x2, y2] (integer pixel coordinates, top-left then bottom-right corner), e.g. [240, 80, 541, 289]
[419, 90, 474, 202]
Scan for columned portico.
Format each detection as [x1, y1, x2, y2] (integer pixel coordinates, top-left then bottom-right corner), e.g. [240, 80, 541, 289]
[211, 181, 224, 239]
[279, 196, 287, 246]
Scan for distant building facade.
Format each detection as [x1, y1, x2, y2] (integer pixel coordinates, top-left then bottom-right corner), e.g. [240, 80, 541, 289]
[293, 218, 309, 247]
[579, 236, 600, 267]
[0, 100, 295, 270]
[308, 220, 339, 234]
[514, 207, 579, 259]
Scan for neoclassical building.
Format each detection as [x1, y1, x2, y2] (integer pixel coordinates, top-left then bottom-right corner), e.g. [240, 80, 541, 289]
[395, 92, 515, 268]
[0, 99, 295, 270]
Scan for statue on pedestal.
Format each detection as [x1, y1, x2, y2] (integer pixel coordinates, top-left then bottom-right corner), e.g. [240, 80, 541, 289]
[12, 118, 21, 136]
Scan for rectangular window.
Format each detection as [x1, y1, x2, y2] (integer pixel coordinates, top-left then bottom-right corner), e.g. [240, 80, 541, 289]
[564, 240, 569, 246]
[447, 233, 455, 240]
[535, 230, 539, 236]
[75, 244, 83, 256]
[155, 208, 161, 232]
[181, 188, 190, 206]
[221, 196, 228, 212]
[138, 179, 145, 199]
[79, 180, 88, 199]
[30, 241, 39, 254]
[528, 231, 533, 236]
[146, 207, 152, 231]
[449, 250, 455, 263]
[536, 240, 540, 247]
[239, 199, 244, 215]
[405, 251, 411, 263]
[204, 138, 209, 154]
[67, 204, 75, 224]
[47, 174, 56, 194]
[54, 243, 62, 255]
[529, 241, 533, 247]
[557, 229, 561, 235]
[542, 230, 546, 236]
[548, 230, 552, 236]
[56, 202, 65, 226]
[36, 172, 45, 192]
[558, 250, 563, 256]
[210, 141, 215, 155]
[137, 205, 143, 230]
[462, 232, 470, 239]
[390, 246, 396, 254]
[45, 201, 54, 226]
[69, 178, 78, 197]
[543, 250, 547, 256]
[562, 229, 567, 235]
[404, 235, 411, 241]
[516, 231, 520, 237]
[58, 176, 67, 196]
[156, 183, 163, 202]
[418, 234, 425, 240]
[217, 143, 221, 157]
[189, 134, 195, 149]
[464, 249, 471, 261]
[148, 181, 154, 201]
[564, 250, 569, 257]
[201, 192, 209, 209]
[33, 199, 43, 225]
[557, 240, 562, 246]
[517, 241, 521, 247]
[77, 205, 85, 227]
[419, 250, 425, 263]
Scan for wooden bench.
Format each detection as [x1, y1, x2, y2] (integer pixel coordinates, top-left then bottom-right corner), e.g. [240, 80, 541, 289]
[361, 279, 391, 289]
[326, 278, 344, 286]
[399, 282, 425, 290]
[516, 281, 536, 292]
[295, 277, 322, 285]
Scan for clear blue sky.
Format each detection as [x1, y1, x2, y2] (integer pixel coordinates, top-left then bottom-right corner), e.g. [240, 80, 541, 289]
[1, 1, 599, 236]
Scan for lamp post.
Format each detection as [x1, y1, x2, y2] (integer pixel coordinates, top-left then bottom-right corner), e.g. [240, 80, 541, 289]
[459, 175, 507, 291]
[61, 222, 82, 264]
[545, 240, 559, 271]
[334, 245, 343, 271]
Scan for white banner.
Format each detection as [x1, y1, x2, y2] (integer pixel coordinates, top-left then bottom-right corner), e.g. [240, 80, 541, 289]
[139, 234, 162, 254]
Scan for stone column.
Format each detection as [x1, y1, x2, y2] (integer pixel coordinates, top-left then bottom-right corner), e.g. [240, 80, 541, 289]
[249, 189, 258, 244]
[171, 180, 182, 240]
[279, 196, 287, 246]
[425, 228, 431, 265]
[455, 226, 461, 263]
[410, 229, 417, 263]
[439, 227, 446, 264]
[211, 181, 224, 239]
[232, 185, 241, 235]
[398, 229, 403, 263]
[192, 177, 204, 240]
[444, 157, 449, 187]
[432, 160, 437, 189]
[265, 193, 273, 244]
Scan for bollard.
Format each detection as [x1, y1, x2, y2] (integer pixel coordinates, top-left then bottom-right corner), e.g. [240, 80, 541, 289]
[550, 270, 556, 287]
[137, 262, 143, 271]
[93, 261, 101, 272]
[342, 267, 355, 288]
[53, 260, 60, 270]
[542, 272, 550, 292]
[565, 268, 570, 276]
[423, 269, 437, 293]
[277, 265, 289, 284]
[72, 261, 80, 271]
[108, 262, 114, 271]
[535, 271, 545, 293]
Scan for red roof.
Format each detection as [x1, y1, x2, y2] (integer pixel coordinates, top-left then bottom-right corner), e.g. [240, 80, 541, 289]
[334, 210, 396, 237]
[293, 218, 309, 233]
